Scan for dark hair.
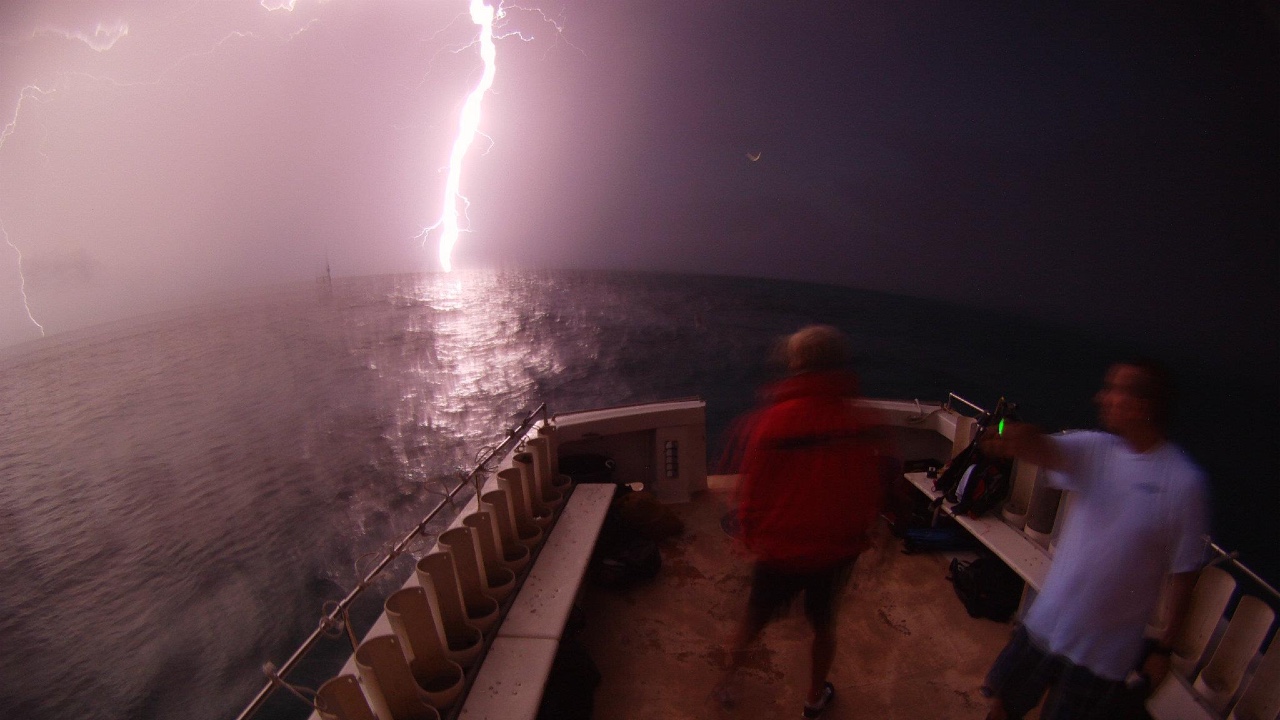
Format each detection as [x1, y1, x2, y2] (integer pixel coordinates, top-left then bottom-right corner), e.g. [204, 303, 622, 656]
[1123, 358, 1175, 430]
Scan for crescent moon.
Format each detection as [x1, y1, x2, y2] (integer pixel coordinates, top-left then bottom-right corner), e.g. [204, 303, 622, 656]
[746, 151, 761, 162]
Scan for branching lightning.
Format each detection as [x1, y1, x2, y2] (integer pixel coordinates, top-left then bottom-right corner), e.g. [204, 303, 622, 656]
[2, 1, 574, 337]
[0, 12, 322, 340]
[417, 2, 578, 272]
[0, 85, 56, 148]
[419, 0, 500, 273]
[1, 84, 57, 336]
[33, 20, 130, 52]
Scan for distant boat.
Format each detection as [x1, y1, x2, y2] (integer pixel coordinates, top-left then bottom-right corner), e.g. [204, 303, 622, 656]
[317, 259, 333, 297]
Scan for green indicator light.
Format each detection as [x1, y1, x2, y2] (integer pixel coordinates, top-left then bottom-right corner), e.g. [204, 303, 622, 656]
[998, 419, 1005, 435]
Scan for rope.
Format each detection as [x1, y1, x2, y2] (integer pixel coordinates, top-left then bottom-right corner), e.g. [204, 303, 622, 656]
[354, 549, 387, 578]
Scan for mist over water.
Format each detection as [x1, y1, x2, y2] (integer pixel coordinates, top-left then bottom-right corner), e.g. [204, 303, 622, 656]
[0, 270, 1273, 720]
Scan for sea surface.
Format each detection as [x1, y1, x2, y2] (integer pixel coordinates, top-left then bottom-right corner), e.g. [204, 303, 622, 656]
[0, 270, 1274, 720]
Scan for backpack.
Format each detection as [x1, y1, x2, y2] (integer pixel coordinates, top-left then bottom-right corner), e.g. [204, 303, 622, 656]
[588, 535, 661, 588]
[951, 455, 1013, 518]
[948, 553, 1024, 622]
[589, 485, 665, 589]
[934, 398, 1016, 517]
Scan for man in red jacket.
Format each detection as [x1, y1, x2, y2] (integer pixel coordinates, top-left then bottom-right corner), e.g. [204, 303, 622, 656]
[717, 325, 890, 719]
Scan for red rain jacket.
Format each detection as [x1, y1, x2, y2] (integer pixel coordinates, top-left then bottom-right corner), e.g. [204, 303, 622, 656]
[736, 370, 887, 571]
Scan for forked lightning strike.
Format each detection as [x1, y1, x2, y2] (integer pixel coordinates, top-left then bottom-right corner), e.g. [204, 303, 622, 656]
[1, 85, 57, 336]
[1, 10, 321, 338]
[34, 20, 130, 52]
[4, 1, 565, 337]
[419, 0, 499, 273]
[419, 2, 579, 272]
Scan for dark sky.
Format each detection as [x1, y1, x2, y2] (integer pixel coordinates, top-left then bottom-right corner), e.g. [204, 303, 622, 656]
[1, 1, 1275, 379]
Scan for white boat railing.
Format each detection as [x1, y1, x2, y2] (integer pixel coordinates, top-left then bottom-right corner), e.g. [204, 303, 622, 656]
[232, 404, 551, 720]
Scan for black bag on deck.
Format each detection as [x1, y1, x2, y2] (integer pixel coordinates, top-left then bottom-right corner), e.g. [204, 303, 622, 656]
[948, 553, 1023, 622]
[934, 442, 979, 499]
[951, 456, 1013, 518]
[589, 485, 663, 588]
[589, 535, 661, 588]
[935, 398, 1016, 517]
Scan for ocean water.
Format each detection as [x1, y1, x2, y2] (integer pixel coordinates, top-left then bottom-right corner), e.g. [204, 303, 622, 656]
[0, 270, 1273, 720]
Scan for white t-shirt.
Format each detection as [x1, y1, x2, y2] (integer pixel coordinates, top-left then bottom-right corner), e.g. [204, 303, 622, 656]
[1023, 431, 1209, 680]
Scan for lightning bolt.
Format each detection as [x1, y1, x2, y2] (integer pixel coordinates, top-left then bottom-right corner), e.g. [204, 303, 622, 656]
[3, 1, 571, 335]
[417, 3, 580, 272]
[1, 84, 57, 336]
[3, 19, 141, 339]
[33, 20, 130, 52]
[420, 0, 500, 273]
[0, 84, 55, 154]
[0, 12, 324, 340]
[1, 220, 45, 337]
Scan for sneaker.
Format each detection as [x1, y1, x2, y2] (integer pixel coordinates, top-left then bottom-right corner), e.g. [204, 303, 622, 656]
[802, 682, 835, 718]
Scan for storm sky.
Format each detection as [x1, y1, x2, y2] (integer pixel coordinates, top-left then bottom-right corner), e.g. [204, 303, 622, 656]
[1, 1, 1275, 377]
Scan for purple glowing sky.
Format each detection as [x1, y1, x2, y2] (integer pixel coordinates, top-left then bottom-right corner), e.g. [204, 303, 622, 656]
[0, 1, 1275, 376]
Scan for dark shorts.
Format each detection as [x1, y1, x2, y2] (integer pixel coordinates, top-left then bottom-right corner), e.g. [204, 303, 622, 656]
[747, 559, 854, 631]
[983, 626, 1126, 720]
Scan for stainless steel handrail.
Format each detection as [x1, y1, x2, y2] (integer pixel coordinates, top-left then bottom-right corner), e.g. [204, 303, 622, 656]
[944, 392, 988, 416]
[1206, 538, 1280, 603]
[551, 396, 704, 419]
[233, 403, 549, 720]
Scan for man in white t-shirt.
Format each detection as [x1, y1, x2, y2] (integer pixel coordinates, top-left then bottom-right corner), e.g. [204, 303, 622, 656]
[978, 360, 1210, 720]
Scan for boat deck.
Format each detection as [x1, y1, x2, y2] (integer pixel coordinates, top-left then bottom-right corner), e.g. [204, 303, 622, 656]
[578, 484, 1029, 720]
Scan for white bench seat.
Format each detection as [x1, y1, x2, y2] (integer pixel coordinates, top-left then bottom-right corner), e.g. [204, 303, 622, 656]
[458, 637, 559, 720]
[497, 483, 615, 640]
[306, 481, 616, 720]
[452, 482, 615, 720]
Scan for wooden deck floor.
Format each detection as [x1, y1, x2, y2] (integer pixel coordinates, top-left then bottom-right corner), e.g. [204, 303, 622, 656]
[578, 487, 1028, 720]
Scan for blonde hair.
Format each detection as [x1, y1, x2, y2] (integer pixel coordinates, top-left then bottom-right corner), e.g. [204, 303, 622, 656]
[786, 325, 850, 373]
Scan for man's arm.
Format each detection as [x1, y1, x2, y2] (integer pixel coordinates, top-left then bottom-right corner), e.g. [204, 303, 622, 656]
[1143, 570, 1199, 686]
[978, 421, 1065, 471]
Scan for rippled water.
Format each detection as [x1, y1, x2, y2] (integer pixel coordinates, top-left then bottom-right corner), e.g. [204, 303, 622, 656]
[0, 270, 1272, 720]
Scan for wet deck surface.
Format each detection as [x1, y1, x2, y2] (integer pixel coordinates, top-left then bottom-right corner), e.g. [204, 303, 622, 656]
[578, 487, 1028, 720]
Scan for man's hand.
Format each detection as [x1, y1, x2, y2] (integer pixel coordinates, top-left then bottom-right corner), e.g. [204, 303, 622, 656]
[978, 421, 1062, 470]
